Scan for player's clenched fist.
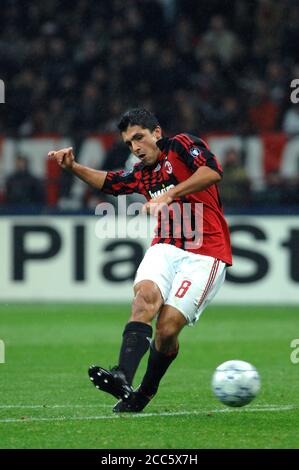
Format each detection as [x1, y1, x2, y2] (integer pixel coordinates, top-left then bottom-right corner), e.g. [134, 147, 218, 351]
[48, 147, 75, 169]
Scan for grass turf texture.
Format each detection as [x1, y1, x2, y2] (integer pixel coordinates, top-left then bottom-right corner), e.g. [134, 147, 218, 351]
[0, 304, 298, 449]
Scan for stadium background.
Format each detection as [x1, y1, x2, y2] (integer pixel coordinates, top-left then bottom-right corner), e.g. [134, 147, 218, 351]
[0, 0, 299, 450]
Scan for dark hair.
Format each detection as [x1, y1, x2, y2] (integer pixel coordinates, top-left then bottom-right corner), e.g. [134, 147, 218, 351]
[117, 108, 160, 133]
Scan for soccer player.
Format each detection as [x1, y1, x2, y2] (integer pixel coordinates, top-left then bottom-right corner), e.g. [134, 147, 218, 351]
[48, 108, 232, 412]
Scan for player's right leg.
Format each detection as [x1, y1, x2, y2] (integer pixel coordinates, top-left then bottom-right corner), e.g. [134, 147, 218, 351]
[88, 244, 179, 402]
[118, 280, 163, 382]
[88, 279, 163, 400]
[113, 304, 187, 412]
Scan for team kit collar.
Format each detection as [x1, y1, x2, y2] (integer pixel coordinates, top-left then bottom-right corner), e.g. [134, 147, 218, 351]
[156, 136, 171, 153]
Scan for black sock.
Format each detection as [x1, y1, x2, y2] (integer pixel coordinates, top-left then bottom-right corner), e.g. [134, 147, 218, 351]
[139, 342, 178, 397]
[118, 321, 153, 386]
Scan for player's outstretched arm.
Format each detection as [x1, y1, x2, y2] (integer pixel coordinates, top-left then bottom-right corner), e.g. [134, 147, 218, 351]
[48, 147, 107, 190]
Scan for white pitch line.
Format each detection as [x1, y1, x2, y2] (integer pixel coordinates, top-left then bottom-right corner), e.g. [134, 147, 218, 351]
[0, 403, 296, 410]
[0, 403, 169, 410]
[0, 405, 298, 424]
[0, 404, 112, 409]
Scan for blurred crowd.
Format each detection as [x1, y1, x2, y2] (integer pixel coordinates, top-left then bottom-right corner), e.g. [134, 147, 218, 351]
[0, 0, 299, 209]
[1, 0, 298, 136]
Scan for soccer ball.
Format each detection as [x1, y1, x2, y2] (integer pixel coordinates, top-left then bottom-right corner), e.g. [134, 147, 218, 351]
[212, 360, 261, 407]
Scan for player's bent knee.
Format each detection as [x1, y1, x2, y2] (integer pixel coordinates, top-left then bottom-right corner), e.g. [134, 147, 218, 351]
[156, 307, 186, 340]
[155, 323, 178, 342]
[155, 313, 186, 352]
[155, 325, 179, 354]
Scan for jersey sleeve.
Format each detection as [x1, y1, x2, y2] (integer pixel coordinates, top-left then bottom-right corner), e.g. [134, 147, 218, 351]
[171, 133, 223, 176]
[102, 167, 141, 196]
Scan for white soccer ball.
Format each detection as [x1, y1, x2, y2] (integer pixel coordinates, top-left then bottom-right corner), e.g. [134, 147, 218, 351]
[212, 360, 261, 407]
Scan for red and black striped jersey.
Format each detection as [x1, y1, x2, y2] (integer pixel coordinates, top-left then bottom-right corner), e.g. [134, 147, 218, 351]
[102, 133, 232, 266]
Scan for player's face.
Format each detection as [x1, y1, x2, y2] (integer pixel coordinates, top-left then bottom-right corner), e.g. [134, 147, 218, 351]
[122, 125, 162, 166]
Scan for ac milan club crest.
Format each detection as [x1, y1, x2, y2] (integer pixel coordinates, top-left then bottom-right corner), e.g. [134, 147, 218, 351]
[164, 161, 173, 174]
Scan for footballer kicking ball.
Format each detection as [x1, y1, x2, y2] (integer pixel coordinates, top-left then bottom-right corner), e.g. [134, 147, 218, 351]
[212, 360, 261, 407]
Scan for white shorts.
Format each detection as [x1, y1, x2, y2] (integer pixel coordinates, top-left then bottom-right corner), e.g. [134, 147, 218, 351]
[134, 244, 226, 325]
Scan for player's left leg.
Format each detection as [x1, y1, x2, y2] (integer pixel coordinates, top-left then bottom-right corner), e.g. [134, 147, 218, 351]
[113, 253, 227, 412]
[137, 304, 187, 395]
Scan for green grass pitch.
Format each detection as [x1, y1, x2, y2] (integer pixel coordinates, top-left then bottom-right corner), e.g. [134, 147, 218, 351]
[0, 303, 298, 449]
